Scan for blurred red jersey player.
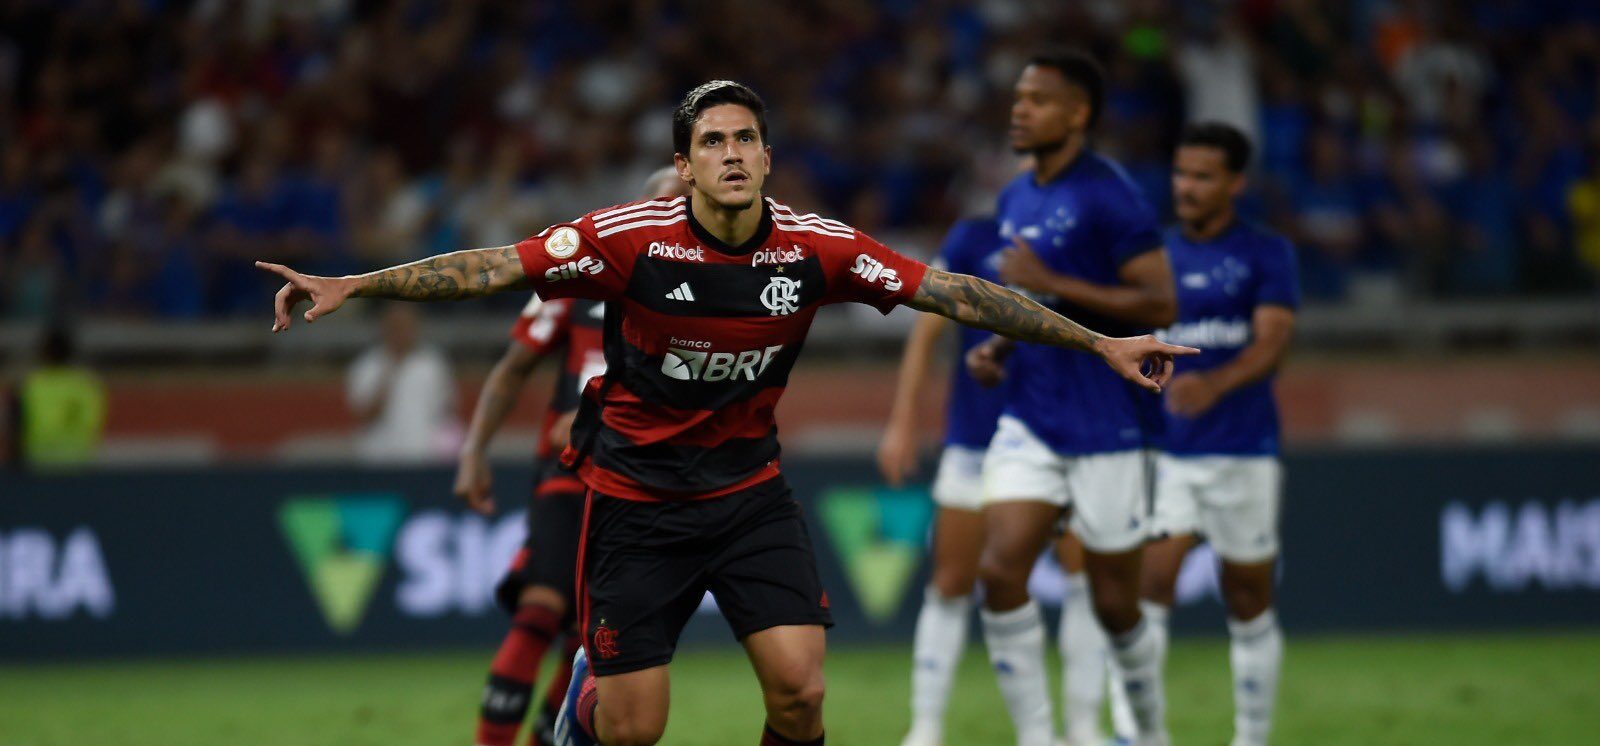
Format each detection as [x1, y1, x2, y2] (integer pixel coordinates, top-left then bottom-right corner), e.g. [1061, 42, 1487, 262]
[460, 169, 686, 746]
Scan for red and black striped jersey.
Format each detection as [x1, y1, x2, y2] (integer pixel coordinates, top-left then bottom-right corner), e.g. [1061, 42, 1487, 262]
[514, 195, 929, 501]
[509, 295, 607, 461]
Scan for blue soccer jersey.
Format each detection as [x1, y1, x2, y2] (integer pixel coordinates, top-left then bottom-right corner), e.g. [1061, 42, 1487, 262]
[1157, 220, 1300, 456]
[936, 217, 1007, 449]
[996, 151, 1165, 454]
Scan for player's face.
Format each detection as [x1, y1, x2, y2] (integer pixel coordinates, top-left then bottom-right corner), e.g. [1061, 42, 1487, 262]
[1010, 65, 1086, 153]
[1172, 145, 1244, 224]
[675, 104, 771, 211]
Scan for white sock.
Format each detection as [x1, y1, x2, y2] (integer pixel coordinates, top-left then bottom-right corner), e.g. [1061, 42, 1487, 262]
[982, 600, 1057, 746]
[907, 586, 972, 741]
[1059, 573, 1106, 745]
[1228, 609, 1283, 746]
[1118, 602, 1168, 740]
[1110, 611, 1169, 744]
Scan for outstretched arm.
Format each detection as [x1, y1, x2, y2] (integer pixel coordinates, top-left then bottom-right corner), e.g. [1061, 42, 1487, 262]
[256, 246, 527, 332]
[906, 268, 1197, 392]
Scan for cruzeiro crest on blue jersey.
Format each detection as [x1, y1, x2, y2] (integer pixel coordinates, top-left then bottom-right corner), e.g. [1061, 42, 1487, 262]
[994, 150, 1165, 455]
[1157, 220, 1300, 456]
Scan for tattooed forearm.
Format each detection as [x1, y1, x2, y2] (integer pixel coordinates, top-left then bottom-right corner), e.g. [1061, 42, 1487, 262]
[908, 269, 1103, 353]
[352, 246, 527, 301]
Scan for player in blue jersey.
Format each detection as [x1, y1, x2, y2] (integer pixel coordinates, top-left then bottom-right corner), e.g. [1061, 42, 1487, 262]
[878, 216, 1007, 746]
[1139, 123, 1298, 746]
[967, 50, 1178, 746]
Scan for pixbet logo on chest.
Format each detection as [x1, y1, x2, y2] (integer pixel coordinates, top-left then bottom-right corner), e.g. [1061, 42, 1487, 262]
[648, 241, 705, 262]
[544, 255, 605, 281]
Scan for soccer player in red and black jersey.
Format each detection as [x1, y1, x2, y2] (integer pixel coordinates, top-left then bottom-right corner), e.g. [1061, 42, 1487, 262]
[460, 169, 687, 746]
[258, 81, 1196, 746]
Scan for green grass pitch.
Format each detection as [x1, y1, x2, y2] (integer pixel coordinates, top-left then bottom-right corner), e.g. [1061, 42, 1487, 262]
[2, 632, 1595, 745]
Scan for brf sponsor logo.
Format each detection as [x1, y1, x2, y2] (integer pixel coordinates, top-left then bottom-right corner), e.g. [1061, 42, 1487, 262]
[544, 255, 605, 282]
[0, 527, 114, 621]
[1441, 498, 1600, 592]
[850, 253, 902, 292]
[660, 344, 785, 382]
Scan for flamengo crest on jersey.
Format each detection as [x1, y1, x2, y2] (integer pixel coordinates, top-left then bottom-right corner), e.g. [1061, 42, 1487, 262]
[760, 276, 802, 315]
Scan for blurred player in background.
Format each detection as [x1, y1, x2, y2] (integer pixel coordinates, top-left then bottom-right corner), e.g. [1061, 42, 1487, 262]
[1140, 122, 1299, 746]
[968, 50, 1178, 746]
[257, 80, 1191, 746]
[877, 215, 1005, 746]
[458, 168, 686, 746]
[346, 304, 460, 462]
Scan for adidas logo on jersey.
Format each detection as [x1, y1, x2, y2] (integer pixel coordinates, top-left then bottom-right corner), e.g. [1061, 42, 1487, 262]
[665, 282, 697, 301]
[660, 344, 784, 382]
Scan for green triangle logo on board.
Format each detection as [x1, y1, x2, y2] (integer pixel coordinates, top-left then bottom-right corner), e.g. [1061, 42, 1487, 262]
[277, 495, 406, 634]
[819, 486, 934, 624]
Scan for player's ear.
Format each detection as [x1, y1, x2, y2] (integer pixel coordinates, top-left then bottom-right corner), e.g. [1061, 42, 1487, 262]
[762, 145, 772, 177]
[673, 152, 694, 186]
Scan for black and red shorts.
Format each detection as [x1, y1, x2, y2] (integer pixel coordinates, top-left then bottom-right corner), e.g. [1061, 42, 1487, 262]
[494, 460, 587, 616]
[577, 474, 833, 676]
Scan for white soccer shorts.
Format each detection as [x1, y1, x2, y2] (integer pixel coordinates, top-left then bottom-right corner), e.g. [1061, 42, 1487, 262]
[930, 445, 986, 511]
[1149, 454, 1282, 564]
[981, 415, 1151, 553]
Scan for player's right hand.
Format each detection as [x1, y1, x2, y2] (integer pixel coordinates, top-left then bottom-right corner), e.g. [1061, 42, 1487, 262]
[255, 261, 355, 332]
[1093, 334, 1200, 393]
[876, 421, 919, 486]
[453, 451, 496, 516]
[966, 339, 1008, 387]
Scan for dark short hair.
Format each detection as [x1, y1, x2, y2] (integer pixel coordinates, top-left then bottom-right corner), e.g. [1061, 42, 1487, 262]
[672, 80, 768, 155]
[1178, 121, 1254, 172]
[1028, 49, 1105, 128]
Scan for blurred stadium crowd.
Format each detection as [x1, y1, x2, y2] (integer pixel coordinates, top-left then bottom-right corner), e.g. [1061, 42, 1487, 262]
[4, 0, 1600, 323]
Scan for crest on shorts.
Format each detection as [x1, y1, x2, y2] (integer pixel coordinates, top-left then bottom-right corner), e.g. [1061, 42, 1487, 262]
[760, 276, 801, 316]
[545, 226, 581, 259]
[592, 621, 621, 659]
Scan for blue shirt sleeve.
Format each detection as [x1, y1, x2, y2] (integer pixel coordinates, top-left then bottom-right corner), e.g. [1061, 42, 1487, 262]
[1255, 236, 1301, 310]
[1098, 180, 1163, 267]
[936, 218, 998, 275]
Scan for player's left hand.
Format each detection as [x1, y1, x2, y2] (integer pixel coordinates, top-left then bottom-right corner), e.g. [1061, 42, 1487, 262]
[1092, 335, 1199, 393]
[998, 238, 1058, 295]
[1164, 372, 1222, 417]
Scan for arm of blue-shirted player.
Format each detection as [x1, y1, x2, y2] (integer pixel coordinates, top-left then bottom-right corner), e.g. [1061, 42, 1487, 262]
[907, 268, 1198, 394]
[999, 238, 1179, 328]
[256, 245, 528, 332]
[1165, 305, 1295, 418]
[878, 312, 952, 486]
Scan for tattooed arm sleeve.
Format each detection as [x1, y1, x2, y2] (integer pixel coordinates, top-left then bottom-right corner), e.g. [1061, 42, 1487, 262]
[906, 268, 1104, 353]
[351, 246, 529, 301]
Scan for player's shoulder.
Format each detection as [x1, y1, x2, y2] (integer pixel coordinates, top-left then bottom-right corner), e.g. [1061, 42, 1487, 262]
[576, 196, 689, 240]
[1081, 151, 1147, 197]
[1234, 219, 1295, 255]
[765, 197, 879, 263]
[764, 197, 860, 242]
